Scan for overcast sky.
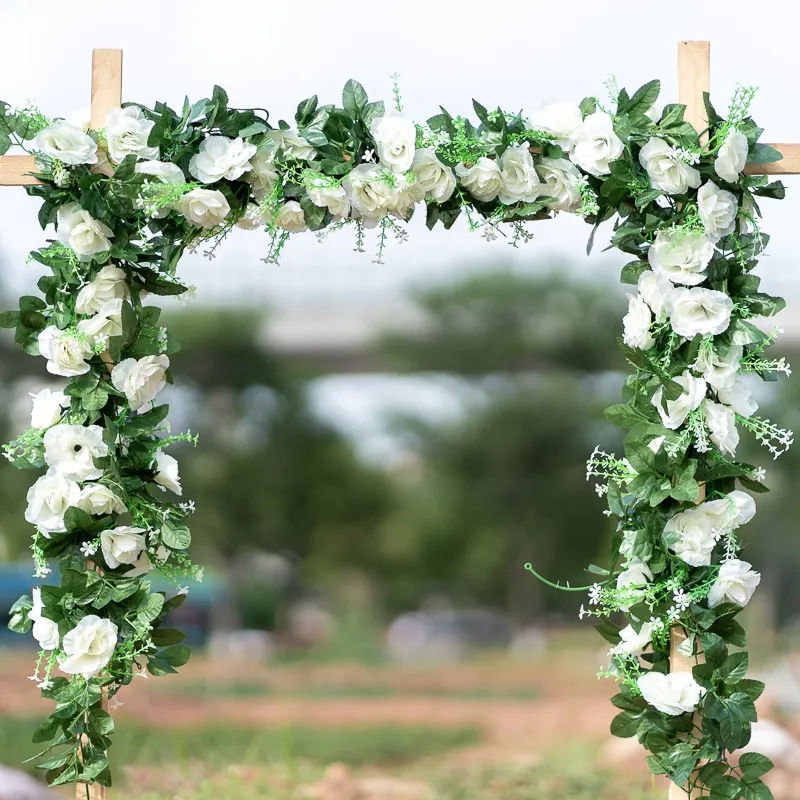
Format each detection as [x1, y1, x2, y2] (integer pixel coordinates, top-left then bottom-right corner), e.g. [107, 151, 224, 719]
[0, 0, 799, 312]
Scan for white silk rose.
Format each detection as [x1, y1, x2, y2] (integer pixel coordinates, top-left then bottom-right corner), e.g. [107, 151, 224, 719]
[718, 378, 758, 418]
[386, 172, 425, 220]
[111, 354, 169, 412]
[622, 294, 654, 350]
[43, 424, 108, 481]
[175, 188, 230, 229]
[236, 203, 265, 230]
[38, 326, 92, 377]
[569, 112, 623, 176]
[704, 400, 739, 456]
[370, 113, 417, 173]
[651, 371, 707, 430]
[136, 161, 186, 218]
[56, 202, 113, 259]
[535, 158, 582, 212]
[306, 175, 351, 219]
[498, 144, 542, 205]
[665, 287, 733, 338]
[697, 181, 737, 242]
[34, 120, 98, 166]
[648, 229, 714, 286]
[100, 526, 147, 569]
[411, 149, 456, 203]
[638, 671, 705, 716]
[342, 164, 394, 223]
[105, 106, 158, 163]
[614, 622, 653, 657]
[637, 270, 672, 317]
[75, 265, 129, 316]
[714, 130, 748, 183]
[29, 587, 60, 651]
[665, 504, 720, 566]
[77, 484, 127, 516]
[189, 136, 256, 183]
[77, 298, 124, 346]
[59, 615, 118, 678]
[153, 451, 182, 496]
[693, 344, 742, 392]
[24, 469, 81, 535]
[30, 387, 70, 429]
[527, 102, 582, 151]
[266, 129, 317, 161]
[702, 491, 756, 535]
[707, 559, 761, 609]
[275, 201, 308, 233]
[638, 137, 701, 195]
[456, 157, 503, 202]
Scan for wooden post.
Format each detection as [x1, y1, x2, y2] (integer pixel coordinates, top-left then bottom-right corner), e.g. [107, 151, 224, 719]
[76, 50, 123, 800]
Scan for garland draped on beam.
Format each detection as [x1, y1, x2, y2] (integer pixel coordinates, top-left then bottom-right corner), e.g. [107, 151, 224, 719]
[0, 75, 789, 797]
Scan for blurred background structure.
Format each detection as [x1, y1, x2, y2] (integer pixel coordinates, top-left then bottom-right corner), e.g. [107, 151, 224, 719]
[1, 2, 800, 798]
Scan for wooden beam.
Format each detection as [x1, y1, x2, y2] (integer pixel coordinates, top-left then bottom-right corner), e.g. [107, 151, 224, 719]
[0, 154, 40, 186]
[90, 49, 123, 130]
[745, 143, 800, 175]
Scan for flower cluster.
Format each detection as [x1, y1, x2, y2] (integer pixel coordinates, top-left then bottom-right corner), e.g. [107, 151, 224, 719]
[0, 75, 788, 795]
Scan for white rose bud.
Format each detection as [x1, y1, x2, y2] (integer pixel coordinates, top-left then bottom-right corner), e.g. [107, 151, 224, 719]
[651, 371, 707, 430]
[189, 135, 256, 184]
[622, 294, 654, 350]
[498, 144, 542, 205]
[639, 137, 701, 195]
[59, 615, 118, 678]
[25, 468, 81, 535]
[77, 484, 127, 516]
[704, 400, 739, 456]
[100, 526, 147, 569]
[456, 157, 504, 202]
[56, 202, 113, 259]
[527, 102, 582, 151]
[153, 451, 182, 496]
[266, 129, 317, 161]
[718, 378, 758, 418]
[569, 112, 623, 176]
[714, 130, 749, 183]
[105, 106, 158, 163]
[697, 181, 737, 242]
[648, 229, 714, 286]
[28, 587, 60, 651]
[708, 559, 761, 608]
[175, 188, 230, 229]
[614, 622, 653, 657]
[370, 113, 417, 173]
[637, 671, 705, 716]
[306, 176, 351, 219]
[665, 287, 733, 338]
[76, 298, 124, 346]
[30, 388, 70, 429]
[111, 355, 169, 412]
[75, 265, 129, 316]
[34, 120, 98, 165]
[411, 149, 456, 203]
[43, 424, 109, 481]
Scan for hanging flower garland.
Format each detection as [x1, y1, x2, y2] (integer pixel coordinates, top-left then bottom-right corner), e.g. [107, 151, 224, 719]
[0, 75, 788, 794]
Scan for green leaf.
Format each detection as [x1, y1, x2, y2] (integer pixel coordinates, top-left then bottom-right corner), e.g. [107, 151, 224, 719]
[748, 143, 783, 165]
[342, 80, 368, 118]
[739, 753, 774, 780]
[8, 594, 33, 634]
[162, 644, 192, 667]
[719, 651, 749, 683]
[628, 80, 661, 115]
[161, 519, 191, 550]
[0, 310, 20, 328]
[610, 711, 639, 738]
[63, 506, 95, 535]
[137, 592, 165, 624]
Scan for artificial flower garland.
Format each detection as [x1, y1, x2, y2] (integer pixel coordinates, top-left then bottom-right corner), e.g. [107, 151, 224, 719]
[0, 76, 789, 795]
